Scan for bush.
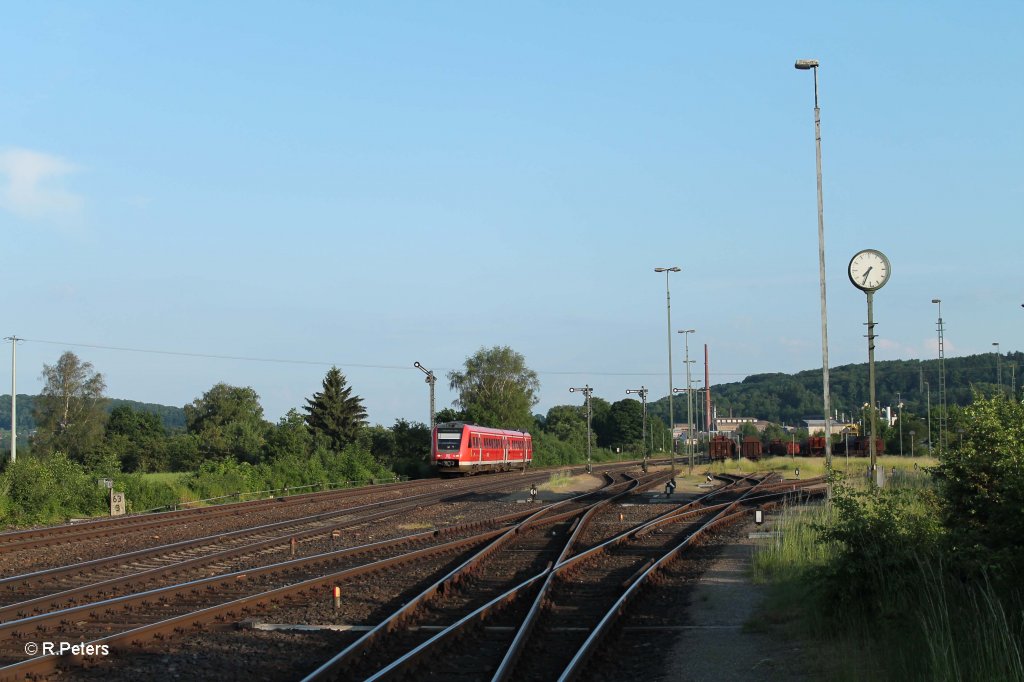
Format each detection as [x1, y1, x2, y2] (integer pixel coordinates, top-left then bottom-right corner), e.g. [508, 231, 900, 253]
[815, 484, 943, 618]
[0, 453, 107, 525]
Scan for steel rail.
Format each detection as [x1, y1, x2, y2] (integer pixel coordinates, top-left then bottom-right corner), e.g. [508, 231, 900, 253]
[336, 470, 735, 682]
[0, 470, 580, 623]
[0, 466, 568, 608]
[492, 473, 780, 681]
[297, 472, 646, 681]
[556, 480, 825, 680]
[0, 523, 513, 681]
[0, 467, 636, 680]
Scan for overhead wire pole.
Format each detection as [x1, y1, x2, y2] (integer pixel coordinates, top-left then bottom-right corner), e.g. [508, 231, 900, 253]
[4, 337, 19, 463]
[626, 386, 649, 472]
[795, 59, 833, 498]
[655, 266, 681, 474]
[569, 385, 594, 474]
[678, 329, 696, 475]
[932, 299, 947, 451]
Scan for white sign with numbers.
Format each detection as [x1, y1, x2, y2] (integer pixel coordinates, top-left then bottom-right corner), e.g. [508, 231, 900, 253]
[110, 492, 126, 516]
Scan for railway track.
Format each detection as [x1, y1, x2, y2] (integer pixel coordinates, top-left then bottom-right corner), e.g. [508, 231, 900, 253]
[0, 467, 647, 680]
[0, 464, 818, 681]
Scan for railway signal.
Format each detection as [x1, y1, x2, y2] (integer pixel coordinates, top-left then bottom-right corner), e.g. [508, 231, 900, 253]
[625, 387, 649, 472]
[414, 362, 437, 439]
[569, 385, 594, 474]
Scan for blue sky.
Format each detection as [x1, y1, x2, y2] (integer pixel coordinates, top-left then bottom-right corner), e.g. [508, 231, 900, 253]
[3, 2, 1022, 426]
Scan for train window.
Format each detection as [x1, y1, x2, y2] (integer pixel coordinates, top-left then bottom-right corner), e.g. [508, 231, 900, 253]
[437, 430, 462, 451]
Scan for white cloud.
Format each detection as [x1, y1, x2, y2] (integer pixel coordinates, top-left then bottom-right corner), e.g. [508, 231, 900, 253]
[0, 148, 84, 222]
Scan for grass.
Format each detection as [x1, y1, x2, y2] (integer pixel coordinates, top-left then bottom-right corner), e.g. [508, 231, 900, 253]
[708, 454, 938, 479]
[748, 475, 1024, 682]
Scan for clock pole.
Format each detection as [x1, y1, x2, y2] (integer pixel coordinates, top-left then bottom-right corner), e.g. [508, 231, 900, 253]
[866, 290, 878, 482]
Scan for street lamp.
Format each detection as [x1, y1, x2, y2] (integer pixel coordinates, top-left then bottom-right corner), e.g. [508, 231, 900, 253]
[932, 299, 947, 451]
[655, 266, 681, 472]
[678, 329, 696, 475]
[570, 385, 594, 474]
[626, 387, 649, 472]
[795, 58, 833, 490]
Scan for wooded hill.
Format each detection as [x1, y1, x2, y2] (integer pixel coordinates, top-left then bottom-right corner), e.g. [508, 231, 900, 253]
[646, 351, 1021, 427]
[0, 396, 186, 433]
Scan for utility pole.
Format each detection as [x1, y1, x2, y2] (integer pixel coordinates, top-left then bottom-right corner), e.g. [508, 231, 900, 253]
[4, 337, 19, 463]
[570, 385, 594, 474]
[414, 362, 436, 437]
[626, 386, 649, 472]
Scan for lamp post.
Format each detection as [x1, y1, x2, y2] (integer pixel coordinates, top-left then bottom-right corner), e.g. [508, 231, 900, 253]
[910, 430, 915, 457]
[795, 59, 833, 492]
[413, 362, 437, 438]
[570, 385, 594, 474]
[655, 266, 681, 473]
[993, 342, 1001, 396]
[932, 299, 947, 451]
[678, 329, 696, 475]
[626, 387, 649, 472]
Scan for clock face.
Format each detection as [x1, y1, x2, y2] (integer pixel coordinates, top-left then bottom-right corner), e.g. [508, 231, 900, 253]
[848, 249, 891, 291]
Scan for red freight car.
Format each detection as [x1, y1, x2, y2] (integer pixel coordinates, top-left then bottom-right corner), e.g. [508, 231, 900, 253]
[805, 436, 828, 456]
[709, 435, 737, 461]
[431, 422, 533, 475]
[740, 436, 763, 461]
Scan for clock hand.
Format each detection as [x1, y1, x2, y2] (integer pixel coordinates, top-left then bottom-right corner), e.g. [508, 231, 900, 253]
[862, 266, 873, 284]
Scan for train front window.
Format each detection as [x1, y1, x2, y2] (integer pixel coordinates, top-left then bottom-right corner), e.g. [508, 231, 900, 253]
[437, 431, 462, 451]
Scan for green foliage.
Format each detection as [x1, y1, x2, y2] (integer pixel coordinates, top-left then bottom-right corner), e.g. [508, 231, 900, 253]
[103, 405, 170, 472]
[815, 484, 943, 616]
[933, 395, 1024, 576]
[0, 452, 107, 525]
[32, 352, 109, 461]
[184, 383, 268, 463]
[303, 367, 368, 451]
[604, 399, 643, 448]
[447, 346, 539, 430]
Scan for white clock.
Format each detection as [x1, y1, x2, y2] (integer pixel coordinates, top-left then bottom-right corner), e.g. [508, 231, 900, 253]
[848, 249, 891, 292]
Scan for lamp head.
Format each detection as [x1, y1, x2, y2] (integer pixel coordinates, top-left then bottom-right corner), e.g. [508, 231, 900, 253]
[931, 298, 941, 304]
[414, 361, 422, 368]
[794, 59, 819, 70]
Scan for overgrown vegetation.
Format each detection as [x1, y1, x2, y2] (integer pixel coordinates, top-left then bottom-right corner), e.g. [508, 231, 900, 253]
[752, 395, 1024, 681]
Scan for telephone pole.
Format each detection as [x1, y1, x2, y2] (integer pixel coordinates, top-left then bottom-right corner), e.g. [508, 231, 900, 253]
[4, 336, 20, 463]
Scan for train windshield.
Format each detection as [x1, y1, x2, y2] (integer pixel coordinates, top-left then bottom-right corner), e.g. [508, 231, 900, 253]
[436, 430, 463, 451]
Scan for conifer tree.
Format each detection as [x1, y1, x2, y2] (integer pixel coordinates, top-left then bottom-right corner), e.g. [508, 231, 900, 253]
[303, 367, 367, 450]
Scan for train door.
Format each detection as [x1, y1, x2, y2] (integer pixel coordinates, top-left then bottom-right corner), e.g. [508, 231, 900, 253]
[502, 436, 509, 469]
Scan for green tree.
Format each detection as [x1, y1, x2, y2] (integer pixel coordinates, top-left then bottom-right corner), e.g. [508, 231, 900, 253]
[303, 367, 368, 451]
[543, 405, 587, 444]
[606, 399, 643, 447]
[184, 383, 268, 463]
[934, 395, 1024, 575]
[104, 405, 168, 472]
[33, 351, 108, 461]
[262, 409, 313, 461]
[447, 346, 539, 430]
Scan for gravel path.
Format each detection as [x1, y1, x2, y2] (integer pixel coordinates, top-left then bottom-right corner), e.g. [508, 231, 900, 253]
[663, 525, 811, 682]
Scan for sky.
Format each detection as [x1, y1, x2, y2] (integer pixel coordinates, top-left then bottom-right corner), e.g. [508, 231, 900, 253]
[3, 2, 1022, 426]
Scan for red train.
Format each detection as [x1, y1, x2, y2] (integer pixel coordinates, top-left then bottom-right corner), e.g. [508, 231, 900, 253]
[431, 422, 533, 475]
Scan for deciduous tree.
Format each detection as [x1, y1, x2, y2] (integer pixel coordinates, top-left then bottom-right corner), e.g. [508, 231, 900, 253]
[184, 383, 268, 463]
[447, 346, 539, 430]
[34, 351, 108, 460]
